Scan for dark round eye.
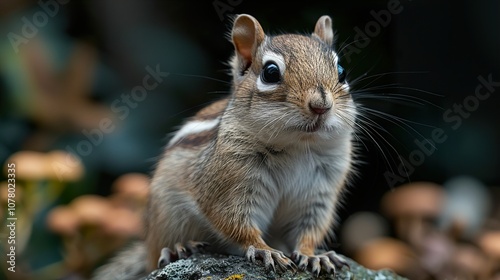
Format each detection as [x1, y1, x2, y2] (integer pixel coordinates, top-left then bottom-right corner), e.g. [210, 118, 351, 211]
[337, 64, 346, 83]
[261, 61, 281, 84]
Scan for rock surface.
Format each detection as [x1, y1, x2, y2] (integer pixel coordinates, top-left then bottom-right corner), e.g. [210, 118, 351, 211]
[145, 253, 407, 280]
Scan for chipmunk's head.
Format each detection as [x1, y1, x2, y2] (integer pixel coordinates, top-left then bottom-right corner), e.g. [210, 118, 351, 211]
[229, 14, 357, 146]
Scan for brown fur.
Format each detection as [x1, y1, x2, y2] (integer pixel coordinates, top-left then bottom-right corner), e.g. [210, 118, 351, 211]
[193, 98, 228, 120]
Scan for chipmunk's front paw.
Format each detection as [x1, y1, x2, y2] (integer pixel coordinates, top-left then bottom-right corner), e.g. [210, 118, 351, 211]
[291, 250, 349, 276]
[245, 245, 296, 272]
[157, 241, 209, 268]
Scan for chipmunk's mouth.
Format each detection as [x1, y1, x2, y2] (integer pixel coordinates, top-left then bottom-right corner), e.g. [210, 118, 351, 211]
[299, 117, 326, 133]
[286, 115, 340, 134]
[304, 122, 321, 133]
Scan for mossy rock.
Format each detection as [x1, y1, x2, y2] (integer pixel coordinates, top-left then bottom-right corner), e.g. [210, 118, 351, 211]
[146, 253, 406, 280]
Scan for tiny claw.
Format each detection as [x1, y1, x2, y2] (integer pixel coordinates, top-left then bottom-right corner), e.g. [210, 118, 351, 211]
[246, 245, 256, 263]
[268, 260, 276, 272]
[186, 241, 209, 254]
[297, 255, 308, 270]
[158, 247, 173, 268]
[287, 260, 298, 271]
[310, 257, 321, 276]
[273, 252, 292, 271]
[326, 251, 349, 269]
[320, 257, 335, 274]
[263, 250, 275, 271]
[174, 243, 188, 259]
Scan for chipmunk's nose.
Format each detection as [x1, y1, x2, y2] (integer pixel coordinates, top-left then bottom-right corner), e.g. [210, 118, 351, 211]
[309, 103, 331, 115]
[309, 86, 332, 115]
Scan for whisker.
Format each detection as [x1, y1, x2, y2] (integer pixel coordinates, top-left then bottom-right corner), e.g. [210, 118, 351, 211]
[169, 73, 231, 85]
[348, 71, 429, 86]
[342, 110, 400, 177]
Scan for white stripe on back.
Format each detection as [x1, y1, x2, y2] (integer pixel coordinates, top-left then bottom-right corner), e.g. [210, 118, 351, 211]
[168, 118, 220, 146]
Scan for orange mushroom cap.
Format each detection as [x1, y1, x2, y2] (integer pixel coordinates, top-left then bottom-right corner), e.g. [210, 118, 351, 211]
[382, 182, 444, 218]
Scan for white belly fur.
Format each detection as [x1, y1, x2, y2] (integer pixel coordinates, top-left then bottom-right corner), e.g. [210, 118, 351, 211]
[250, 140, 352, 253]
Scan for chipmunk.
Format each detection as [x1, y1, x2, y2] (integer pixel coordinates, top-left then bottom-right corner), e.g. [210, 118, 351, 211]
[93, 14, 357, 279]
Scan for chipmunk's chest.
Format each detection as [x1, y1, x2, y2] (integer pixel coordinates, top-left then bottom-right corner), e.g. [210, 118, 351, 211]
[258, 146, 350, 198]
[250, 145, 351, 250]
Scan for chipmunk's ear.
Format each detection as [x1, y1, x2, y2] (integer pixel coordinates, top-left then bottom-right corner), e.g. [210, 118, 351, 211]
[313, 15, 334, 46]
[231, 14, 265, 73]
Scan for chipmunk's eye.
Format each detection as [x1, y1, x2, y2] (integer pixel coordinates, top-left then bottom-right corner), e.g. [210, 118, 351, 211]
[261, 61, 281, 84]
[337, 64, 346, 83]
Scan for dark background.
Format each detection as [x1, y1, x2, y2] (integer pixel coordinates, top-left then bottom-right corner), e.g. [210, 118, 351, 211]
[1, 0, 499, 277]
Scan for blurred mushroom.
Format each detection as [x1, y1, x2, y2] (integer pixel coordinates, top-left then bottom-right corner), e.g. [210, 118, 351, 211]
[4, 151, 54, 253]
[110, 173, 149, 211]
[102, 208, 142, 238]
[416, 231, 454, 275]
[46, 150, 84, 182]
[477, 230, 500, 278]
[450, 244, 489, 280]
[5, 150, 49, 180]
[64, 195, 120, 274]
[341, 211, 388, 255]
[112, 173, 149, 197]
[71, 195, 112, 226]
[4, 150, 84, 256]
[382, 182, 444, 245]
[46, 206, 81, 236]
[4, 150, 81, 209]
[439, 176, 491, 240]
[478, 231, 500, 259]
[48, 195, 137, 277]
[355, 237, 425, 278]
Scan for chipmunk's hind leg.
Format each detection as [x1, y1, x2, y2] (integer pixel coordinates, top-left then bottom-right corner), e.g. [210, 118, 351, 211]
[157, 241, 210, 268]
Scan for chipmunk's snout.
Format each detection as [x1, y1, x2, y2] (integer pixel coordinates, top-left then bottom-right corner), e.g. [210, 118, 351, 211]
[308, 87, 333, 116]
